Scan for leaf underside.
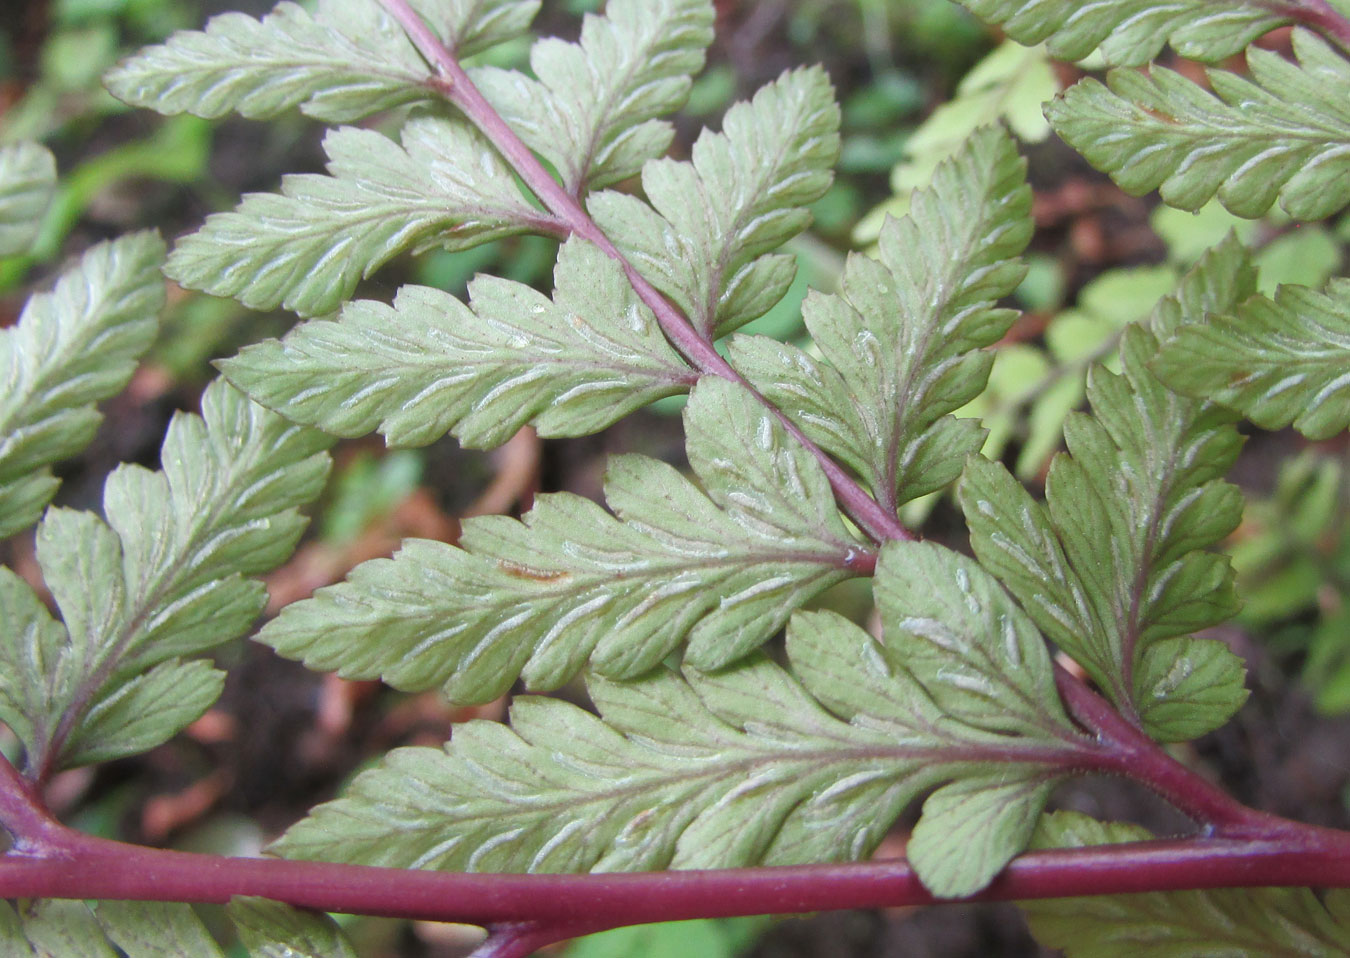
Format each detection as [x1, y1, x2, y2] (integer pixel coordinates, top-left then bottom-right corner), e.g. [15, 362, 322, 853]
[473, 0, 714, 193]
[590, 65, 841, 337]
[0, 898, 357, 958]
[258, 379, 866, 704]
[0, 381, 330, 775]
[276, 550, 1091, 898]
[219, 237, 692, 449]
[1046, 30, 1350, 220]
[959, 240, 1254, 741]
[0, 141, 57, 257]
[1154, 278, 1350, 441]
[165, 117, 544, 317]
[731, 124, 1031, 513]
[952, 0, 1293, 65]
[1021, 813, 1350, 957]
[104, 0, 539, 122]
[0, 231, 166, 538]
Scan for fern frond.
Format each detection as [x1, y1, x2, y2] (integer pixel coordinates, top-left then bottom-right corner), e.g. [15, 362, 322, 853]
[731, 125, 1031, 513]
[0, 142, 56, 257]
[953, 0, 1296, 66]
[589, 66, 840, 337]
[1154, 279, 1350, 440]
[1046, 30, 1350, 219]
[258, 379, 866, 703]
[959, 241, 1254, 741]
[1021, 813, 1350, 956]
[105, 0, 538, 122]
[219, 238, 692, 448]
[275, 551, 1091, 898]
[0, 232, 165, 538]
[473, 0, 714, 194]
[165, 118, 548, 317]
[0, 381, 330, 775]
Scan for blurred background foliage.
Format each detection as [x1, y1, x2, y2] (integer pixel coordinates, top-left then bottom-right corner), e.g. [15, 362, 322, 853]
[5, 1, 1350, 956]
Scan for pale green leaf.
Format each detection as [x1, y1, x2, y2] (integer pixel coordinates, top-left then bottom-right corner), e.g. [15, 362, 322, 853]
[105, 0, 538, 122]
[229, 899, 357, 958]
[5, 380, 329, 775]
[15, 901, 117, 958]
[1047, 31, 1350, 219]
[906, 773, 1057, 899]
[166, 118, 544, 317]
[960, 245, 1252, 738]
[876, 541, 1073, 738]
[590, 67, 839, 336]
[473, 0, 713, 193]
[731, 125, 1031, 512]
[62, 659, 226, 767]
[274, 607, 1091, 898]
[258, 378, 865, 703]
[0, 903, 32, 958]
[953, 0, 1293, 65]
[0, 141, 56, 257]
[1021, 812, 1350, 957]
[220, 237, 691, 448]
[97, 902, 225, 958]
[0, 231, 165, 537]
[1154, 279, 1350, 440]
[1134, 637, 1248, 742]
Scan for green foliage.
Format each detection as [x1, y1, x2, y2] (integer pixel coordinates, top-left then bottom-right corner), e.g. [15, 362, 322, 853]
[954, 0, 1293, 65]
[1047, 30, 1350, 220]
[0, 142, 56, 257]
[1021, 813, 1350, 956]
[0, 231, 165, 538]
[0, 898, 356, 958]
[958, 242, 1253, 741]
[259, 379, 865, 702]
[472, 0, 714, 193]
[219, 237, 692, 447]
[165, 117, 545, 316]
[275, 557, 1090, 897]
[105, 0, 539, 122]
[1154, 279, 1350, 440]
[730, 125, 1030, 513]
[0, 380, 330, 774]
[590, 66, 840, 336]
[14, 0, 1350, 952]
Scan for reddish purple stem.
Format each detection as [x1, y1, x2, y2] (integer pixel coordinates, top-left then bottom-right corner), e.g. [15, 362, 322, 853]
[377, 0, 910, 546]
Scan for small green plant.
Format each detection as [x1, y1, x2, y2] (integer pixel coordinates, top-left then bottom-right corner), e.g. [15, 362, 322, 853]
[6, 1, 1350, 955]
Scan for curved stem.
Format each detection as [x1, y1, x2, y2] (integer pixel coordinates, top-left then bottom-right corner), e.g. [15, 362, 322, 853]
[3, 826, 1350, 926]
[1280, 0, 1350, 52]
[377, 0, 911, 546]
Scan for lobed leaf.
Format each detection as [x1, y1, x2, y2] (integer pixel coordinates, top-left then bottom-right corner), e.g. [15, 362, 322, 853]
[0, 380, 330, 775]
[473, 0, 714, 194]
[952, 0, 1294, 65]
[731, 125, 1031, 513]
[105, 0, 538, 123]
[259, 379, 865, 703]
[275, 582, 1091, 898]
[1153, 279, 1350, 441]
[228, 899, 357, 958]
[590, 66, 839, 337]
[959, 242, 1254, 740]
[166, 117, 546, 317]
[97, 902, 226, 958]
[0, 231, 165, 538]
[1021, 812, 1350, 956]
[221, 238, 692, 449]
[1046, 30, 1350, 220]
[0, 141, 56, 257]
